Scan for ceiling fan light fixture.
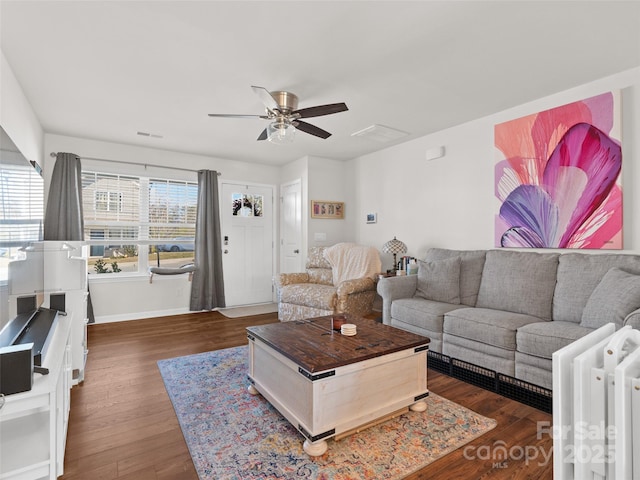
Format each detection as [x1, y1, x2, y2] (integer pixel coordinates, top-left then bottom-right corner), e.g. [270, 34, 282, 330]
[267, 119, 296, 144]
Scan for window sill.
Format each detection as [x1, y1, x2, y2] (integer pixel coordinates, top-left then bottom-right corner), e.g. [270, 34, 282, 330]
[88, 271, 191, 284]
[88, 272, 148, 284]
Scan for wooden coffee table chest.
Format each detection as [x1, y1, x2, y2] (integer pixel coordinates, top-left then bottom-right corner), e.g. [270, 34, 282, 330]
[246, 315, 430, 456]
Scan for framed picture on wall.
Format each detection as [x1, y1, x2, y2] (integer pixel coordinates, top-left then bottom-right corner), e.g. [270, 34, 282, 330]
[311, 200, 344, 219]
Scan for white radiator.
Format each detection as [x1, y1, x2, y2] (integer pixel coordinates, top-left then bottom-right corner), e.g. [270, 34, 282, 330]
[553, 323, 640, 480]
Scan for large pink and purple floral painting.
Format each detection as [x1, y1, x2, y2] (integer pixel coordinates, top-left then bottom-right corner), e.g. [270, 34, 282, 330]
[495, 91, 622, 249]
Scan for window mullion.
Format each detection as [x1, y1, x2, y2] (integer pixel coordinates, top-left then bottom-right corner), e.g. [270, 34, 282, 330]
[138, 177, 150, 272]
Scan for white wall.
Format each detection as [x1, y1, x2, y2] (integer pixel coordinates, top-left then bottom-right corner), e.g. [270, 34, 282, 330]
[45, 133, 282, 322]
[0, 51, 44, 167]
[307, 156, 355, 247]
[353, 67, 640, 272]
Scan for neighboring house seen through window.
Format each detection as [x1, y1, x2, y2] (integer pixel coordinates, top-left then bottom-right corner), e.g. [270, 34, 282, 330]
[81, 171, 197, 275]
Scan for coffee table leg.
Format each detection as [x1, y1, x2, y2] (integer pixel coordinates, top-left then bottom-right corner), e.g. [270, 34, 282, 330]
[303, 439, 328, 457]
[410, 400, 427, 412]
[248, 384, 259, 395]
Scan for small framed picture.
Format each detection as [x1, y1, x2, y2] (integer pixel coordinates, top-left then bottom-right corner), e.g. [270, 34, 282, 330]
[366, 213, 377, 224]
[311, 200, 344, 219]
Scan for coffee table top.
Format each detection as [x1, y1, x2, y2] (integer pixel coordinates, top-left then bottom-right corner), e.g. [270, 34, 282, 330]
[246, 315, 430, 373]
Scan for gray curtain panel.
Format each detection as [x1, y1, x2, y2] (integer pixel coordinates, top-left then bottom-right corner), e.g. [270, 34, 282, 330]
[44, 152, 84, 241]
[190, 170, 226, 310]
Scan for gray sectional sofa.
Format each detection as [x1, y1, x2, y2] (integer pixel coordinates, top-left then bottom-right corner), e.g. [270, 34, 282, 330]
[377, 248, 640, 390]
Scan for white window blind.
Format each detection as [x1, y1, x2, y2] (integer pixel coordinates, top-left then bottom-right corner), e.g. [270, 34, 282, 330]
[0, 158, 44, 246]
[148, 178, 198, 240]
[82, 172, 140, 242]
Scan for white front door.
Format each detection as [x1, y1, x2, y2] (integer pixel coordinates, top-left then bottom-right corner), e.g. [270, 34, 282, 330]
[280, 179, 303, 273]
[221, 182, 274, 306]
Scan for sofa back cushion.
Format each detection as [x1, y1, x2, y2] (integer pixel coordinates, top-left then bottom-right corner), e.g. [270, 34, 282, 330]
[306, 247, 331, 269]
[424, 248, 486, 306]
[416, 257, 461, 304]
[476, 250, 559, 321]
[580, 268, 640, 329]
[304, 247, 334, 285]
[554, 253, 640, 323]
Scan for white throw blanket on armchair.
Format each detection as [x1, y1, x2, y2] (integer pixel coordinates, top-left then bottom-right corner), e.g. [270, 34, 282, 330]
[323, 242, 381, 285]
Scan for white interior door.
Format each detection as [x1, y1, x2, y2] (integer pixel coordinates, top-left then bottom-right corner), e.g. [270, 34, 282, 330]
[280, 180, 302, 273]
[221, 182, 274, 306]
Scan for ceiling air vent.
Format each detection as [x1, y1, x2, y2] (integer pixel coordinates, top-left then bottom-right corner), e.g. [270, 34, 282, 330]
[351, 124, 409, 143]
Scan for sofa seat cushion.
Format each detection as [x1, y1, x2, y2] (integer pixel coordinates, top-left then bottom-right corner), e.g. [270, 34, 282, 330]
[581, 268, 640, 329]
[443, 335, 516, 376]
[391, 297, 463, 333]
[444, 307, 545, 351]
[424, 248, 486, 306]
[516, 321, 593, 360]
[476, 250, 559, 321]
[280, 284, 337, 310]
[306, 267, 333, 285]
[515, 353, 553, 390]
[554, 253, 640, 323]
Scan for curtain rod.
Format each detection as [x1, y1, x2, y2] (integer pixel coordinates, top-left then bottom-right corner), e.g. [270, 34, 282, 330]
[49, 152, 222, 175]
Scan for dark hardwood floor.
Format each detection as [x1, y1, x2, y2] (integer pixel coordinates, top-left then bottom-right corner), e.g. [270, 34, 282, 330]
[61, 312, 553, 479]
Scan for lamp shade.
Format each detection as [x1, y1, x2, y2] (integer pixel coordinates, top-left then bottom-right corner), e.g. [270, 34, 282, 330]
[267, 120, 296, 144]
[382, 236, 407, 255]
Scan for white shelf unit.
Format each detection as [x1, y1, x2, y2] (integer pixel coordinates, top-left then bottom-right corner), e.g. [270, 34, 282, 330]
[1, 241, 87, 479]
[53, 289, 88, 385]
[0, 314, 72, 480]
[43, 244, 88, 386]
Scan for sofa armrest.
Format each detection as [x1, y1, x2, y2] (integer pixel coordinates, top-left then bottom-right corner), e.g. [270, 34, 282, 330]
[337, 277, 375, 297]
[624, 308, 640, 329]
[275, 273, 309, 289]
[376, 275, 418, 325]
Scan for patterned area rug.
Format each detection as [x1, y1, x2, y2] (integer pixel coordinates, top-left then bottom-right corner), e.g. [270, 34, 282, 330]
[158, 346, 496, 480]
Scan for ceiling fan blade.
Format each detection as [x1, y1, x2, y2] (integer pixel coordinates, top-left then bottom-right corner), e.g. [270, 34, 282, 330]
[295, 120, 332, 139]
[251, 86, 280, 112]
[208, 113, 269, 119]
[293, 102, 348, 119]
[257, 128, 268, 141]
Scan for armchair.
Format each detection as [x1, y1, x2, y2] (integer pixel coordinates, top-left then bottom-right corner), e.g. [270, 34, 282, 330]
[275, 244, 381, 322]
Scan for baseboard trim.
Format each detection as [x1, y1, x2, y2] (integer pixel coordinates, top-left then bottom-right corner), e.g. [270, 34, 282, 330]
[93, 307, 191, 324]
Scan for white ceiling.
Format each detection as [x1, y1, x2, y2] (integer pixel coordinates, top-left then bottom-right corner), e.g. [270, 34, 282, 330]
[1, 1, 639, 166]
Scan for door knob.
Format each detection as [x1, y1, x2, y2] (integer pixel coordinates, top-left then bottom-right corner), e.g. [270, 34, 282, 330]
[294, 249, 299, 254]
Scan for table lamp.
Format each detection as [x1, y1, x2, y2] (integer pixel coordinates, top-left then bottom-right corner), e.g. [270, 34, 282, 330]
[382, 236, 407, 272]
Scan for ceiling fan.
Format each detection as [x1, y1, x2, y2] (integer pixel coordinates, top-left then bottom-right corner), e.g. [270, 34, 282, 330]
[208, 86, 348, 144]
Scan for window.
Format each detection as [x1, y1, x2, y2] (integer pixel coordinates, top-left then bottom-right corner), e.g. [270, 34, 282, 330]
[82, 171, 197, 275]
[0, 155, 44, 282]
[231, 193, 263, 217]
[95, 191, 123, 212]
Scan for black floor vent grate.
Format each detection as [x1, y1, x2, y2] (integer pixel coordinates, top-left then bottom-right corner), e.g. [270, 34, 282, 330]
[427, 351, 552, 414]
